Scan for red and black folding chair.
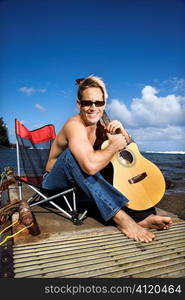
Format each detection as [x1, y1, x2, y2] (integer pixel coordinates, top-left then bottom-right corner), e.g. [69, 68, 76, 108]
[15, 119, 87, 225]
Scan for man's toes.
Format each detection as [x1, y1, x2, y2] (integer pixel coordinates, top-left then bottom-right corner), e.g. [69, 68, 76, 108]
[148, 231, 155, 239]
[164, 218, 172, 225]
[143, 232, 155, 242]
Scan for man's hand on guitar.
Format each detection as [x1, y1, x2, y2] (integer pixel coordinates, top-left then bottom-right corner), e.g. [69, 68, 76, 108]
[106, 133, 128, 152]
[106, 120, 130, 143]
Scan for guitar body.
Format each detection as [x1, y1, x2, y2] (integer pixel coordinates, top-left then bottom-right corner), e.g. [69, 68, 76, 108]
[101, 140, 166, 210]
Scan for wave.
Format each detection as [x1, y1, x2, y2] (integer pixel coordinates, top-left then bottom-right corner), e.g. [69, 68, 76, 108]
[144, 151, 185, 154]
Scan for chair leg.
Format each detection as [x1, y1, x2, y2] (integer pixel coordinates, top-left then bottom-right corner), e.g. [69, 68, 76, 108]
[68, 190, 88, 225]
[48, 200, 73, 219]
[27, 193, 40, 204]
[27, 185, 88, 225]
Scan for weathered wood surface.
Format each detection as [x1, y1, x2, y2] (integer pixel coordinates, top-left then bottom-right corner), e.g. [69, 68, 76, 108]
[3, 182, 185, 278]
[13, 222, 185, 278]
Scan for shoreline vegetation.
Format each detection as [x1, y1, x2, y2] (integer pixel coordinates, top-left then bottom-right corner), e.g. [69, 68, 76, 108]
[0, 117, 16, 149]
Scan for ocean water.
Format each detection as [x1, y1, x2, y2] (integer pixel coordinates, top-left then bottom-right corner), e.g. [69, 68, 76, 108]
[0, 149, 18, 173]
[0, 148, 185, 195]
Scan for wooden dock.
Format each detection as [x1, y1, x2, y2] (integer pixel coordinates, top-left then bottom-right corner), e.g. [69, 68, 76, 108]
[1, 182, 185, 278]
[13, 221, 185, 278]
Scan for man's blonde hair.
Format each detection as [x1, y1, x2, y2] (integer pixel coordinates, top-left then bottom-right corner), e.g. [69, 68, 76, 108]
[76, 76, 108, 100]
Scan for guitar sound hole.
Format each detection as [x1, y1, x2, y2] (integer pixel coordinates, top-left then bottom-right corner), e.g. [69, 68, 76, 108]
[118, 150, 134, 165]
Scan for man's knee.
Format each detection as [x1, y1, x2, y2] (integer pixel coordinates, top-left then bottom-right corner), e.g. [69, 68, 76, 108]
[59, 148, 75, 164]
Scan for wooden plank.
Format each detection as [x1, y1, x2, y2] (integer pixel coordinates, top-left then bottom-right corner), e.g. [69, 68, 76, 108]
[13, 221, 185, 278]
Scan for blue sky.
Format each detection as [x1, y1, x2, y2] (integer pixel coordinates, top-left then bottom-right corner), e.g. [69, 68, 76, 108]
[1, 0, 185, 151]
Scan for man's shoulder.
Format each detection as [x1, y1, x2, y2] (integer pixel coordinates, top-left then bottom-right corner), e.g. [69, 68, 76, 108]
[67, 114, 80, 123]
[63, 115, 85, 134]
[64, 115, 83, 128]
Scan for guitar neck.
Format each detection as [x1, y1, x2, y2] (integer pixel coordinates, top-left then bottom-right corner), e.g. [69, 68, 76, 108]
[101, 110, 111, 125]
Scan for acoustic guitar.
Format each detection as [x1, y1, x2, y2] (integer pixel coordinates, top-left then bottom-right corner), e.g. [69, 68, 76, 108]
[101, 111, 166, 210]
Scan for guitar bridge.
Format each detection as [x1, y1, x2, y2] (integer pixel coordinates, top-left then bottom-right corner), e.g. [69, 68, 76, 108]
[128, 172, 147, 184]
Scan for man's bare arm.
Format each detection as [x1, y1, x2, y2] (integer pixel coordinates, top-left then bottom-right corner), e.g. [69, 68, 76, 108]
[65, 120, 127, 175]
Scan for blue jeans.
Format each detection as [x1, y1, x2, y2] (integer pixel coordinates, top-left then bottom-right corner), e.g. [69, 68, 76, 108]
[42, 148, 128, 221]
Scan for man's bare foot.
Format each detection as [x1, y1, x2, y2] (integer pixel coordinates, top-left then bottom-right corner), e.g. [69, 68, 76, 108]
[113, 210, 155, 243]
[138, 214, 173, 230]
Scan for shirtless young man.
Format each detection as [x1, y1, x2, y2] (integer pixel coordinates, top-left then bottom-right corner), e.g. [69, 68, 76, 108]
[43, 76, 173, 243]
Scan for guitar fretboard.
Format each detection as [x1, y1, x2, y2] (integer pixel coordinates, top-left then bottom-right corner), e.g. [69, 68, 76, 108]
[101, 111, 111, 125]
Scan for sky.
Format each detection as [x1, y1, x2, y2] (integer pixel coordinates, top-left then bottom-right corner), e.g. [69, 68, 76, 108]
[1, 0, 185, 152]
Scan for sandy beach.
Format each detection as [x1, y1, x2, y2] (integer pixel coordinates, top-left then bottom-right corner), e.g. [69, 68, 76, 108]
[157, 193, 185, 221]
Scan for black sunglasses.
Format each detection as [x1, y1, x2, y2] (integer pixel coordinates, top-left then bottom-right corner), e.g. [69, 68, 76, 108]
[79, 100, 105, 107]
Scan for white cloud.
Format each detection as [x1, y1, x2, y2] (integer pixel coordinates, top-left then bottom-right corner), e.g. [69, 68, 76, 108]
[141, 85, 159, 99]
[131, 125, 185, 143]
[108, 85, 185, 128]
[107, 85, 185, 151]
[160, 77, 185, 94]
[133, 126, 185, 152]
[37, 88, 47, 93]
[108, 99, 133, 126]
[19, 87, 36, 96]
[34, 104, 46, 112]
[19, 87, 47, 96]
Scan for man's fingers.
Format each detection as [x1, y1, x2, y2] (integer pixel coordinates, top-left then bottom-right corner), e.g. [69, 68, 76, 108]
[106, 121, 122, 133]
